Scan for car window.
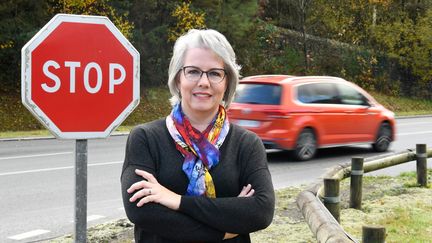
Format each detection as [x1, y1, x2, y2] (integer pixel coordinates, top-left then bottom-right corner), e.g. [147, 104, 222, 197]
[337, 84, 369, 106]
[297, 83, 339, 104]
[234, 83, 281, 105]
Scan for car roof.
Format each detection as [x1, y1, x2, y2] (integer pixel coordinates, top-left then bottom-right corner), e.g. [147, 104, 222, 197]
[240, 75, 348, 85]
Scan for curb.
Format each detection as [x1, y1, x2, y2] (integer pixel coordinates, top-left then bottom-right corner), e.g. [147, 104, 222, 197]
[0, 131, 130, 142]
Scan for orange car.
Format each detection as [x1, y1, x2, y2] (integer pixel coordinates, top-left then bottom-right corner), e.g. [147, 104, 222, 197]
[228, 75, 396, 161]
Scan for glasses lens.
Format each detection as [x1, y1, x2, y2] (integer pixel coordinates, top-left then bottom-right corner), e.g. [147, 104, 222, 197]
[184, 67, 202, 82]
[207, 69, 225, 83]
[183, 66, 226, 83]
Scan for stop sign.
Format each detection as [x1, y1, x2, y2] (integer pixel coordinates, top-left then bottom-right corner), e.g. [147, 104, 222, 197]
[21, 14, 140, 139]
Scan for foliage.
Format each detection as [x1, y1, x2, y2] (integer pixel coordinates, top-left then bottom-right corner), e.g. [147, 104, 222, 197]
[258, 0, 432, 99]
[1, 0, 432, 98]
[0, 0, 50, 92]
[240, 20, 305, 75]
[47, 0, 134, 39]
[192, 0, 258, 77]
[168, 1, 206, 42]
[127, 0, 176, 87]
[371, 8, 432, 98]
[0, 0, 134, 93]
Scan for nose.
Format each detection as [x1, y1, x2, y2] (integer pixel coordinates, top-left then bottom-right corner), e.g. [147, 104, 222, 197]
[197, 72, 211, 86]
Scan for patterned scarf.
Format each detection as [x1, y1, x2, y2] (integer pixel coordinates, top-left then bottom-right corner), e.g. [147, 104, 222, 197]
[166, 103, 230, 198]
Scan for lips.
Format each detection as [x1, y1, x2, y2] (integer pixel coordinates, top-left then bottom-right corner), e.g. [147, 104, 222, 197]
[193, 92, 212, 98]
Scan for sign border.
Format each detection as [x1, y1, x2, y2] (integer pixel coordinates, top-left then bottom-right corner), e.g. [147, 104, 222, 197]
[21, 14, 140, 139]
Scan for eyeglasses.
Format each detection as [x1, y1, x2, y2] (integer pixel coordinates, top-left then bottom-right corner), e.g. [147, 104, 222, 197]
[181, 66, 226, 84]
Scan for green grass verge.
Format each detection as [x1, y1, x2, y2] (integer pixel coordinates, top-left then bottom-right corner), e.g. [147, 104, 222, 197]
[370, 91, 432, 116]
[339, 170, 432, 242]
[0, 87, 172, 138]
[1, 87, 431, 138]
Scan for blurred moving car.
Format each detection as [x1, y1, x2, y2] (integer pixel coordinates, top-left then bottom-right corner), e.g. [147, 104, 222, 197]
[228, 75, 396, 161]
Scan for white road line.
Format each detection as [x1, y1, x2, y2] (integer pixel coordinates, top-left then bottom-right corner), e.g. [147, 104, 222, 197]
[397, 131, 432, 136]
[397, 122, 432, 126]
[87, 215, 105, 222]
[0, 161, 122, 176]
[0, 152, 72, 161]
[8, 229, 50, 240]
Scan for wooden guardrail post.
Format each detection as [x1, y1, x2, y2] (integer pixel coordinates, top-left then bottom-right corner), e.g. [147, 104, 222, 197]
[323, 177, 340, 222]
[349, 157, 364, 209]
[362, 225, 386, 243]
[416, 144, 428, 187]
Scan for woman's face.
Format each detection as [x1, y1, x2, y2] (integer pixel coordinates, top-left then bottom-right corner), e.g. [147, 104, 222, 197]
[178, 47, 227, 118]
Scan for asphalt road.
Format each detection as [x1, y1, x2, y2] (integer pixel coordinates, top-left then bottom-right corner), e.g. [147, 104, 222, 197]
[0, 116, 431, 242]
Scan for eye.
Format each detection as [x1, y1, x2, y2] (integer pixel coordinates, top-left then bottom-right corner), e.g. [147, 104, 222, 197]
[208, 70, 224, 78]
[185, 67, 201, 75]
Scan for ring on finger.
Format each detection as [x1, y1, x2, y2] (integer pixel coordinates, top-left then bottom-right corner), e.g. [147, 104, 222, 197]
[149, 189, 152, 195]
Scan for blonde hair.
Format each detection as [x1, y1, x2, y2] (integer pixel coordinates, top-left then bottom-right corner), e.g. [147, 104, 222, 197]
[167, 29, 240, 108]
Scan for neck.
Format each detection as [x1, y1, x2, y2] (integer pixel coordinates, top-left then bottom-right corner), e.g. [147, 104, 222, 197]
[182, 107, 218, 132]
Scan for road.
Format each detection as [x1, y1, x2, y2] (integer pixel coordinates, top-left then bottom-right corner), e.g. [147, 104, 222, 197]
[0, 116, 431, 242]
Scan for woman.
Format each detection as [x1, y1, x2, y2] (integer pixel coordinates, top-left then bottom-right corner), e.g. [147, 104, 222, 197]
[121, 29, 275, 242]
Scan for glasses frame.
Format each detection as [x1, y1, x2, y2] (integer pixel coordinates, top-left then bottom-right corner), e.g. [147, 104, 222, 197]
[180, 66, 227, 84]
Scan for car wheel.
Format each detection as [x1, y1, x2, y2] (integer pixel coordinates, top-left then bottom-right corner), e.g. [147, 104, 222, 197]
[294, 128, 317, 161]
[372, 122, 392, 152]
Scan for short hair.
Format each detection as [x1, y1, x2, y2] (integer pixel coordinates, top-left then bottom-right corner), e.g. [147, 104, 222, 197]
[167, 29, 240, 108]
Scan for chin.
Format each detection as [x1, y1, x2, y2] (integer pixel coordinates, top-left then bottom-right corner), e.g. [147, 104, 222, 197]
[191, 104, 218, 113]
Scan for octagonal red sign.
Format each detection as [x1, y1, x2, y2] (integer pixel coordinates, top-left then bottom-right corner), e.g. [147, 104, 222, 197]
[21, 14, 140, 139]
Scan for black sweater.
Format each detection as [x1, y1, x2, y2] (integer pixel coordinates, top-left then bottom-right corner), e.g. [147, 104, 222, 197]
[121, 119, 275, 242]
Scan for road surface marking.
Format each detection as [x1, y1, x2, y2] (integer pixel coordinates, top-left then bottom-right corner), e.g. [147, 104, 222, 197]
[0, 152, 72, 161]
[0, 161, 122, 176]
[397, 131, 432, 136]
[87, 215, 105, 222]
[8, 229, 50, 240]
[397, 122, 432, 126]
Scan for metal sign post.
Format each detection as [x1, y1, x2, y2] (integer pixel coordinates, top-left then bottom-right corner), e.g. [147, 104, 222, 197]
[75, 139, 88, 242]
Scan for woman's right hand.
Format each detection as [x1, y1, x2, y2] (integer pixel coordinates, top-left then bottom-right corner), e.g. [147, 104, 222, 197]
[238, 184, 254, 197]
[224, 184, 255, 240]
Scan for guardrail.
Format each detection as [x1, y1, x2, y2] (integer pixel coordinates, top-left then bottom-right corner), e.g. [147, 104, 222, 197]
[296, 144, 431, 243]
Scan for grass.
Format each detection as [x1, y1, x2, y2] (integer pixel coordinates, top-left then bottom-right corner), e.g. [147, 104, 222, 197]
[338, 170, 432, 242]
[0, 87, 431, 138]
[251, 170, 432, 242]
[370, 91, 432, 116]
[0, 87, 172, 138]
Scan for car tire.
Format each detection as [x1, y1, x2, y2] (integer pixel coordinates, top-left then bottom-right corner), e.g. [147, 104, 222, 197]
[372, 122, 392, 152]
[294, 128, 317, 161]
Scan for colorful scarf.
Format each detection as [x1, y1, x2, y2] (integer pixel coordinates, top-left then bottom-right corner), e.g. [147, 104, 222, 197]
[166, 103, 230, 198]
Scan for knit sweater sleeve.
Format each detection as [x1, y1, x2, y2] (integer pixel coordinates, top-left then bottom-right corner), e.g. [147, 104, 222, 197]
[121, 124, 225, 242]
[178, 127, 275, 234]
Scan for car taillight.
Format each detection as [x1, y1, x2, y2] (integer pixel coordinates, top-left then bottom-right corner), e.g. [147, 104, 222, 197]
[264, 109, 291, 119]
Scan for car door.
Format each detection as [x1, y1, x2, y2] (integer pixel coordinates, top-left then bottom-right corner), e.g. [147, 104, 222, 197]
[296, 82, 348, 145]
[335, 83, 377, 141]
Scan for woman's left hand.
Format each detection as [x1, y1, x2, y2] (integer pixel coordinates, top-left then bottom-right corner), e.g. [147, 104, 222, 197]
[127, 169, 181, 210]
